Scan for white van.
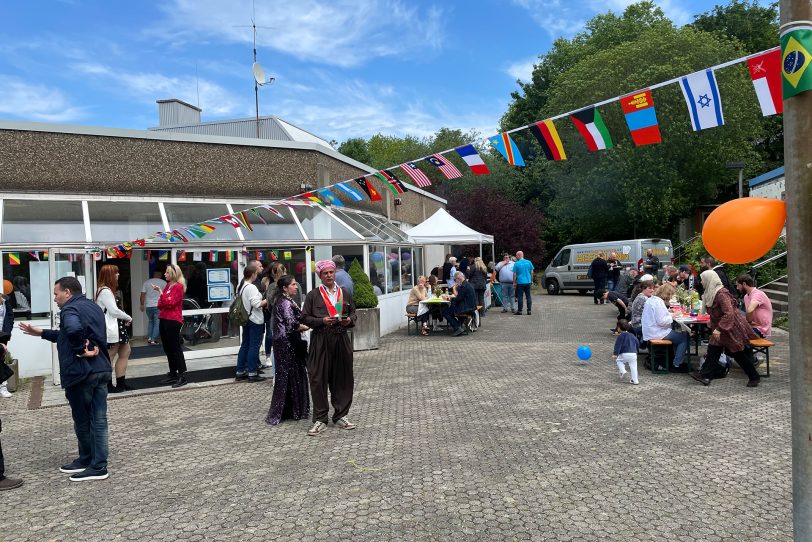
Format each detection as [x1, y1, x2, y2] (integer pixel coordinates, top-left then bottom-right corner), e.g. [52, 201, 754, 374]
[542, 238, 673, 295]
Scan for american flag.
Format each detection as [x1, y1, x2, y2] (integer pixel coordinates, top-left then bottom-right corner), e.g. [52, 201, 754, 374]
[425, 153, 463, 179]
[399, 162, 432, 188]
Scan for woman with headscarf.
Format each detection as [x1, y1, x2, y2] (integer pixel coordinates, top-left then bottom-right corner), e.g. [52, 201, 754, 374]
[265, 275, 310, 425]
[690, 270, 761, 387]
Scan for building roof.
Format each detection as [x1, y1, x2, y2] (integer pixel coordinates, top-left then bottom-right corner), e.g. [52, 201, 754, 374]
[748, 166, 784, 189]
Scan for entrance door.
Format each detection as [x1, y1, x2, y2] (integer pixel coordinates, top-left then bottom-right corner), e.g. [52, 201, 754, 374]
[48, 249, 95, 386]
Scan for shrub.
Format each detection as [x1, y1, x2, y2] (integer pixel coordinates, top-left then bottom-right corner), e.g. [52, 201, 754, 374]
[349, 259, 378, 309]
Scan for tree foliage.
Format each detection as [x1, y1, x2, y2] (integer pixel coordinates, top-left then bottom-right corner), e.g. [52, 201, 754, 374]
[348, 259, 378, 308]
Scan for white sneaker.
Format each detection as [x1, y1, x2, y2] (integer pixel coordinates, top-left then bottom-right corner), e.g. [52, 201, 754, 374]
[307, 421, 327, 436]
[629, 380, 640, 385]
[335, 417, 356, 430]
[0, 387, 11, 398]
[618, 370, 628, 381]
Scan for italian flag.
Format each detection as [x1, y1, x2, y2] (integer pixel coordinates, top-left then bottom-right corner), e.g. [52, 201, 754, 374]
[570, 106, 613, 151]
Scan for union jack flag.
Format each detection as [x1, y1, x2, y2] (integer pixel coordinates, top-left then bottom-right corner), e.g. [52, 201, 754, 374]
[399, 162, 432, 188]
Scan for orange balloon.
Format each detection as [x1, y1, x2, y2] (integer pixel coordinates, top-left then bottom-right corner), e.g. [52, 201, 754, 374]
[2, 279, 11, 295]
[702, 198, 786, 264]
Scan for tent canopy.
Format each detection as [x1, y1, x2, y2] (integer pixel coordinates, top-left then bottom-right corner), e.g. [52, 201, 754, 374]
[406, 208, 494, 244]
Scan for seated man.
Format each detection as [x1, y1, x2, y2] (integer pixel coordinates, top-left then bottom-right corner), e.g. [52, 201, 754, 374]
[735, 274, 772, 338]
[613, 268, 637, 298]
[442, 272, 477, 337]
[677, 265, 696, 291]
[598, 290, 630, 334]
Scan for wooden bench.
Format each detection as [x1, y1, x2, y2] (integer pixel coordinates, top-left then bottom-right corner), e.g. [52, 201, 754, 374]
[749, 338, 775, 377]
[648, 339, 672, 374]
[405, 312, 420, 336]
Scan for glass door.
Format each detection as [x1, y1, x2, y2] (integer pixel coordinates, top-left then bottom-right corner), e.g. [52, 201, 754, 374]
[48, 249, 95, 386]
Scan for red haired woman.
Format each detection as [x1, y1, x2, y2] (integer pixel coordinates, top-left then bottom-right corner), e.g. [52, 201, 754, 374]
[95, 264, 133, 393]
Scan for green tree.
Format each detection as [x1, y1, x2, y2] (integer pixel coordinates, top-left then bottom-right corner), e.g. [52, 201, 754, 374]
[348, 259, 378, 308]
[337, 137, 371, 165]
[689, 0, 779, 53]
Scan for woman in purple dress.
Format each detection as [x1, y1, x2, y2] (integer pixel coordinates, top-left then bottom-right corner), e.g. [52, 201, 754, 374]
[265, 275, 311, 425]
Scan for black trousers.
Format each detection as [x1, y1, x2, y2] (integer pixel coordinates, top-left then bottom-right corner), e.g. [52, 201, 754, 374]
[475, 289, 486, 315]
[593, 278, 606, 303]
[159, 319, 187, 375]
[307, 330, 354, 424]
[701, 343, 760, 381]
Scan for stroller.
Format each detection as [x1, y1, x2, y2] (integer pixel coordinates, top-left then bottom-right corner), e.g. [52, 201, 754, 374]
[181, 298, 222, 345]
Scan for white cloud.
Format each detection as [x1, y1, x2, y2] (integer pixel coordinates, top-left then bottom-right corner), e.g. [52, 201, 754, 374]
[506, 58, 537, 82]
[0, 76, 84, 122]
[73, 63, 240, 117]
[599, 0, 691, 25]
[149, 0, 446, 67]
[270, 71, 500, 143]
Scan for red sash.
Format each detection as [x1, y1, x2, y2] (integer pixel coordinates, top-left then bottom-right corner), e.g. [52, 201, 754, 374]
[319, 285, 343, 318]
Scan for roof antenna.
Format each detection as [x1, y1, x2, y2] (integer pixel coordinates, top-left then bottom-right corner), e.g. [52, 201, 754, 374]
[235, 0, 275, 138]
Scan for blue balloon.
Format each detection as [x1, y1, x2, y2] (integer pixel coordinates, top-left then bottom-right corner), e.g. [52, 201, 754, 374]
[576, 345, 592, 361]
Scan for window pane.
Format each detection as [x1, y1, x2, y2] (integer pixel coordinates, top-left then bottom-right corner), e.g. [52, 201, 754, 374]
[1, 249, 55, 320]
[244, 246, 309, 302]
[241, 206, 304, 241]
[175, 250, 238, 309]
[88, 201, 164, 242]
[164, 203, 239, 241]
[369, 245, 386, 295]
[386, 247, 402, 292]
[400, 247, 414, 288]
[2, 200, 85, 242]
[412, 247, 423, 282]
[294, 206, 360, 241]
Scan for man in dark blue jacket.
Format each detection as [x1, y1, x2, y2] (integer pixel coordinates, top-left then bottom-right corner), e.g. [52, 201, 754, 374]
[443, 272, 478, 337]
[20, 276, 112, 482]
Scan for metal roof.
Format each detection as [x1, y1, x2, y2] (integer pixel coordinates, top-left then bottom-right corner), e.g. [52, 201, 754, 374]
[748, 166, 784, 188]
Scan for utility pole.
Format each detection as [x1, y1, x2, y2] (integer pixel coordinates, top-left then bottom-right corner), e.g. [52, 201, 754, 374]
[779, 1, 812, 539]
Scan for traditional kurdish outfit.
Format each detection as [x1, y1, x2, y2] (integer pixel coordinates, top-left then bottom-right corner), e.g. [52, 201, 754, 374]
[300, 283, 357, 425]
[265, 295, 310, 425]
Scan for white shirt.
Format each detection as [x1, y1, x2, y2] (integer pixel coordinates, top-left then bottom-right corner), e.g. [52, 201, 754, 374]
[141, 278, 167, 308]
[95, 287, 132, 344]
[240, 282, 264, 325]
[496, 261, 514, 282]
[641, 296, 673, 341]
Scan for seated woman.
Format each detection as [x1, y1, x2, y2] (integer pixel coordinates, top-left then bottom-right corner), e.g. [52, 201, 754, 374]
[641, 283, 690, 372]
[630, 280, 655, 340]
[406, 276, 431, 335]
[691, 271, 760, 387]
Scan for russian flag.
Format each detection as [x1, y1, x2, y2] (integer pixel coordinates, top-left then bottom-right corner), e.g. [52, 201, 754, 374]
[620, 89, 662, 146]
[454, 144, 490, 175]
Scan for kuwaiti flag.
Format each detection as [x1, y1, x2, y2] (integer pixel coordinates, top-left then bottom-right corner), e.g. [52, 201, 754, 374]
[747, 49, 783, 115]
[619, 89, 661, 146]
[335, 181, 365, 201]
[488, 133, 525, 166]
[680, 69, 725, 131]
[454, 144, 490, 175]
[570, 106, 613, 151]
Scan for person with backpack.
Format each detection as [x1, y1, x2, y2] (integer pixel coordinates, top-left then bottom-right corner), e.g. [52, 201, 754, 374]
[233, 262, 267, 383]
[153, 264, 188, 388]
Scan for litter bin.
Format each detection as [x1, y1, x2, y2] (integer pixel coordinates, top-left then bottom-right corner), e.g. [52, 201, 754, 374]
[5, 358, 18, 393]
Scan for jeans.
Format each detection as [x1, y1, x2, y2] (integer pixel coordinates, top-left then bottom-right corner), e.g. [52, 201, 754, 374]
[237, 322, 265, 376]
[145, 306, 160, 341]
[442, 305, 464, 331]
[516, 284, 532, 313]
[607, 279, 615, 292]
[64, 372, 111, 470]
[664, 330, 689, 367]
[500, 282, 515, 312]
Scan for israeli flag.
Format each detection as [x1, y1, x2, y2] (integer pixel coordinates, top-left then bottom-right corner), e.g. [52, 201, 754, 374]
[680, 69, 725, 131]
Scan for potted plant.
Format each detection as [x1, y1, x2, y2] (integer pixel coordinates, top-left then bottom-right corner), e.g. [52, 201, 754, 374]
[348, 259, 380, 351]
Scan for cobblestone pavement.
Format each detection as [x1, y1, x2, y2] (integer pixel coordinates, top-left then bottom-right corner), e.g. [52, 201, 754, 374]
[0, 293, 792, 541]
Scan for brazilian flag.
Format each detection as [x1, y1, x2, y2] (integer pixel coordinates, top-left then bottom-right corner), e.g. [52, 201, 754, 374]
[781, 26, 812, 98]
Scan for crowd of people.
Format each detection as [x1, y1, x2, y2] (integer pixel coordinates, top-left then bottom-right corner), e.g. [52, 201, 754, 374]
[591, 253, 773, 388]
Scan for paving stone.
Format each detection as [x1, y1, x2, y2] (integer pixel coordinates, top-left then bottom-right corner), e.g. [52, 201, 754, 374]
[0, 293, 793, 541]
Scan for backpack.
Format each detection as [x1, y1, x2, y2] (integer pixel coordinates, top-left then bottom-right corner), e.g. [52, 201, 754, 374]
[229, 284, 250, 326]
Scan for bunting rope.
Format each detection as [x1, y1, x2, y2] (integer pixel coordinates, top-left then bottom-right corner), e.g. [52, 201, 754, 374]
[98, 41, 806, 256]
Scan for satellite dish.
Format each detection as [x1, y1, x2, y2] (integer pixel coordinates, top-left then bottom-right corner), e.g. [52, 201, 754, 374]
[252, 62, 266, 85]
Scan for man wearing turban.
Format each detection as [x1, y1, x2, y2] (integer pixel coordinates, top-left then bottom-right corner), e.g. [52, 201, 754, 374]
[300, 259, 357, 436]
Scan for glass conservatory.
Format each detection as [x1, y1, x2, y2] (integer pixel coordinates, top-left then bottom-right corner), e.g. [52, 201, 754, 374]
[0, 194, 424, 382]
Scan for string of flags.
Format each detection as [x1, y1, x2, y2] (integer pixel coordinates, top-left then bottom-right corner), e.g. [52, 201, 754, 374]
[87, 33, 810, 258]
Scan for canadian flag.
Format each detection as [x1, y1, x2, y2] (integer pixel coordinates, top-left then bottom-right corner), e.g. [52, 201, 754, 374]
[747, 49, 783, 116]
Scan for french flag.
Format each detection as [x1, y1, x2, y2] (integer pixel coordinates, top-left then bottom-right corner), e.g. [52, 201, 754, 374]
[747, 49, 783, 116]
[454, 144, 490, 175]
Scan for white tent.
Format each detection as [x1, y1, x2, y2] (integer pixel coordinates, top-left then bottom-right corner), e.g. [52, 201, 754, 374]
[406, 208, 494, 244]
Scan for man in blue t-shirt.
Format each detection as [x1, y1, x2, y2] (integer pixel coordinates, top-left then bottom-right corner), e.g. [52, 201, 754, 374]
[512, 251, 535, 315]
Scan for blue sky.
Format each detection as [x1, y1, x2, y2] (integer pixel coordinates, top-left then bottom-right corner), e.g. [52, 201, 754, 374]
[0, 0, 772, 144]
